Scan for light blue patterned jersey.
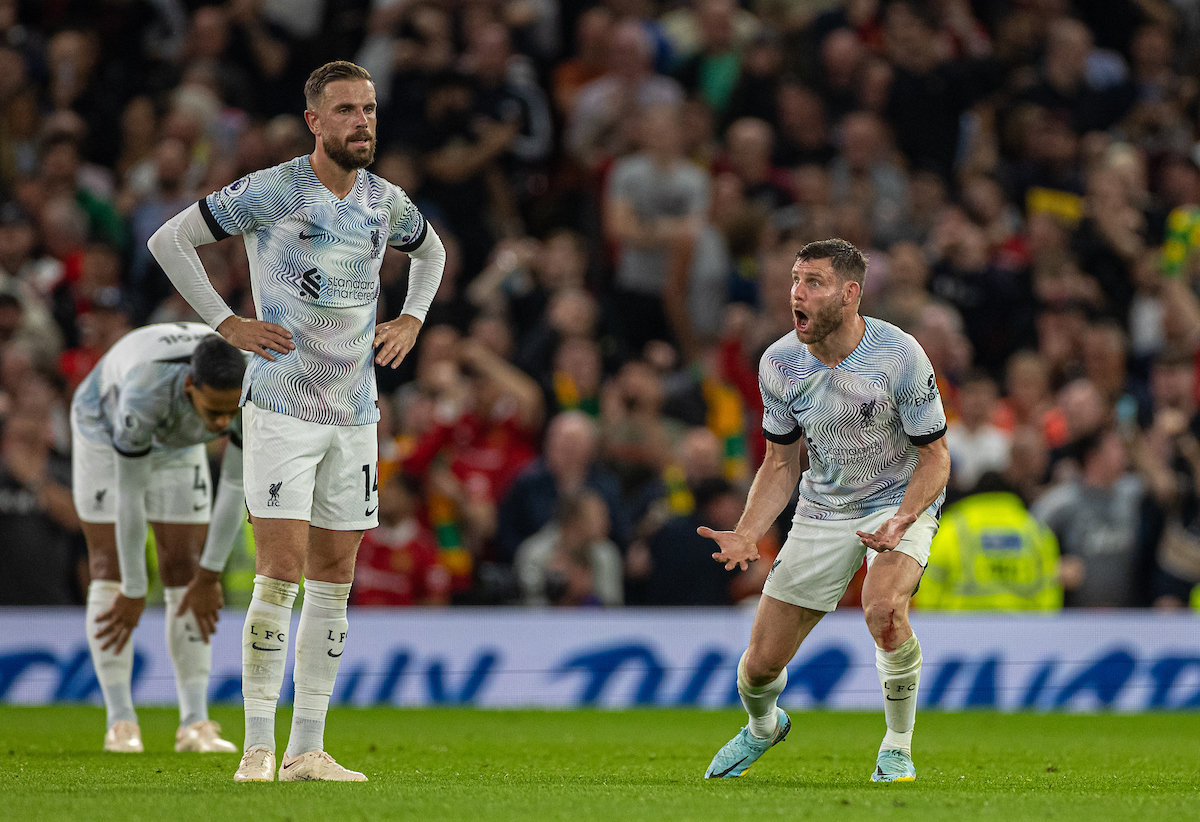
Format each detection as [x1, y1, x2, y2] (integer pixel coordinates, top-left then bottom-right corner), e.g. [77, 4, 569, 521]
[759, 317, 948, 521]
[199, 155, 427, 426]
[72, 322, 242, 455]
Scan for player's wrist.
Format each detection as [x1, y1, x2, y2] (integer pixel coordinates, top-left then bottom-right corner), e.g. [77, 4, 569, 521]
[194, 567, 222, 584]
[215, 315, 242, 337]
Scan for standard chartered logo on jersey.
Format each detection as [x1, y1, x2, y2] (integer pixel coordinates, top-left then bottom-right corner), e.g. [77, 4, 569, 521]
[323, 275, 376, 301]
[294, 268, 376, 303]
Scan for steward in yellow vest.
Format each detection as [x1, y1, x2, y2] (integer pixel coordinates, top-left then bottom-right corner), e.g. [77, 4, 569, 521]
[916, 481, 1063, 611]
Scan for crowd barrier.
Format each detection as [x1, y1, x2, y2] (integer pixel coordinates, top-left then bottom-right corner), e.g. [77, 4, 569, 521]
[1, 609, 1198, 711]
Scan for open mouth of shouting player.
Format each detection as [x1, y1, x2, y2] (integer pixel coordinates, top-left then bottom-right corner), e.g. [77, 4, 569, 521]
[792, 291, 842, 345]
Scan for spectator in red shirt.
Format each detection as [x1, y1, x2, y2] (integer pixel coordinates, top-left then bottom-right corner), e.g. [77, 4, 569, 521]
[353, 473, 451, 607]
[403, 335, 543, 508]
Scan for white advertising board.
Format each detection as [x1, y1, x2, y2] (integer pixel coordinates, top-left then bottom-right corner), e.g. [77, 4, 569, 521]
[1, 609, 1198, 711]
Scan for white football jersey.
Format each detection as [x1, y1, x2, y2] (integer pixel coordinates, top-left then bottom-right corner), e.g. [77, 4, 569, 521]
[759, 316, 948, 520]
[200, 155, 427, 426]
[71, 322, 242, 455]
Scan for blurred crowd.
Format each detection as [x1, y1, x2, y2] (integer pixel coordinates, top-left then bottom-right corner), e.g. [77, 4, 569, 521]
[5, 0, 1200, 611]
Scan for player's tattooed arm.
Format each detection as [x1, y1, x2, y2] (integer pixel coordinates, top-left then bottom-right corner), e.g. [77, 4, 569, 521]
[374, 313, 422, 369]
[217, 316, 295, 362]
[857, 435, 950, 552]
[701, 437, 804, 571]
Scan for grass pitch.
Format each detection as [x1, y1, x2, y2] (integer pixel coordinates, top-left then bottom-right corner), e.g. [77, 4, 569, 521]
[1, 706, 1197, 821]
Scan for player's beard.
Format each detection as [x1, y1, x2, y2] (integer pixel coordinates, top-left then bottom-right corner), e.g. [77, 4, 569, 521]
[796, 297, 843, 345]
[324, 130, 376, 171]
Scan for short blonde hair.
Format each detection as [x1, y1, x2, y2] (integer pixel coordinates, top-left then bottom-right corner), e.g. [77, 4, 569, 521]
[304, 61, 372, 110]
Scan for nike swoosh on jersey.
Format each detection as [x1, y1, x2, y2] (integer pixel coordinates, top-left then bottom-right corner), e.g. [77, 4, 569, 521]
[251, 643, 282, 651]
[298, 231, 325, 240]
[327, 649, 344, 658]
[365, 506, 377, 516]
[193, 503, 206, 511]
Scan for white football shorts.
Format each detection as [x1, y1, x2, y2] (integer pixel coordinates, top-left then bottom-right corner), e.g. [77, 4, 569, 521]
[242, 401, 379, 531]
[762, 506, 938, 612]
[71, 429, 212, 525]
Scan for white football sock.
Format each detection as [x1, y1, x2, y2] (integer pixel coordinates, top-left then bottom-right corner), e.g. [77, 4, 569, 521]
[285, 579, 351, 758]
[876, 634, 921, 755]
[86, 580, 137, 729]
[163, 586, 210, 728]
[241, 575, 297, 753]
[737, 651, 788, 740]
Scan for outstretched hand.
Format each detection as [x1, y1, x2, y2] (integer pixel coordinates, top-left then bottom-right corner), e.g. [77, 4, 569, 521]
[698, 526, 759, 571]
[374, 314, 422, 369]
[856, 514, 915, 553]
[217, 316, 294, 361]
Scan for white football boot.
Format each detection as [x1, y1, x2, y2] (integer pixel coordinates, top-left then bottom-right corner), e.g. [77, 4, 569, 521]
[175, 720, 238, 753]
[103, 720, 143, 753]
[278, 750, 368, 782]
[233, 746, 277, 782]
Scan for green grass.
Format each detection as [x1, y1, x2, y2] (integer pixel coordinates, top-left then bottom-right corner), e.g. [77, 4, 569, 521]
[1, 706, 1198, 821]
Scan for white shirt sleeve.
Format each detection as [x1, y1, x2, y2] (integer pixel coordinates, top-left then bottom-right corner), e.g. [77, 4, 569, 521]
[198, 443, 245, 574]
[399, 223, 445, 324]
[147, 202, 236, 331]
[114, 453, 153, 598]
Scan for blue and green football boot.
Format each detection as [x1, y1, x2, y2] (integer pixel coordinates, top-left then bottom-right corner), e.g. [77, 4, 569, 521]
[704, 709, 791, 779]
[870, 749, 916, 783]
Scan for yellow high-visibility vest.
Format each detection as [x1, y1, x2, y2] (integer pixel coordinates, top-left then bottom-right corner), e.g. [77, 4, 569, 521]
[915, 492, 1063, 611]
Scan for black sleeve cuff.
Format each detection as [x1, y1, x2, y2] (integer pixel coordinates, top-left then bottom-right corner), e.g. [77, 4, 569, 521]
[391, 217, 428, 252]
[763, 427, 803, 445]
[910, 426, 947, 446]
[198, 198, 231, 241]
[113, 444, 152, 458]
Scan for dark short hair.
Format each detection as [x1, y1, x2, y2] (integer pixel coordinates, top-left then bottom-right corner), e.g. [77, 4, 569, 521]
[191, 336, 246, 391]
[692, 477, 735, 513]
[796, 238, 868, 286]
[1073, 427, 1118, 466]
[304, 61, 373, 110]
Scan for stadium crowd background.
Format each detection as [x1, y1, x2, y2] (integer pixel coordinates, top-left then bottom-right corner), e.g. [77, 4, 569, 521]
[3, 0, 1200, 611]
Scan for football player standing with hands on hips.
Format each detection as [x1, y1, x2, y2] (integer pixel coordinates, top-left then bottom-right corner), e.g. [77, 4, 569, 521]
[150, 60, 445, 783]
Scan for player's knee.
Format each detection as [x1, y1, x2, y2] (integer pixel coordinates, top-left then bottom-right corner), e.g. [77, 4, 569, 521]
[862, 597, 905, 644]
[742, 649, 786, 685]
[303, 552, 357, 585]
[157, 551, 198, 586]
[87, 552, 120, 582]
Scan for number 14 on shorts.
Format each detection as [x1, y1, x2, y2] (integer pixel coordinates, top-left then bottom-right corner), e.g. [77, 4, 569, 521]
[362, 463, 378, 517]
